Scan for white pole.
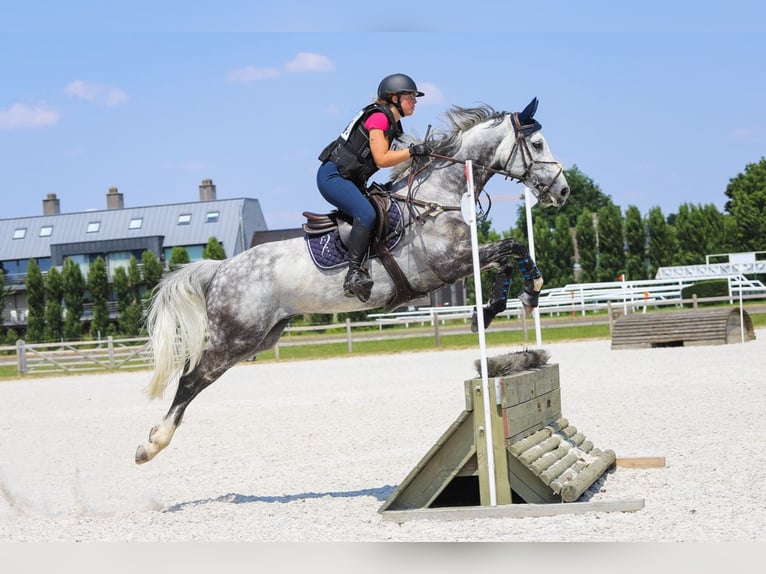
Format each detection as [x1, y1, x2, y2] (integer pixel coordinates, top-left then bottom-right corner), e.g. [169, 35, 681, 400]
[739, 276, 745, 344]
[463, 161, 497, 506]
[524, 187, 542, 346]
[622, 274, 627, 315]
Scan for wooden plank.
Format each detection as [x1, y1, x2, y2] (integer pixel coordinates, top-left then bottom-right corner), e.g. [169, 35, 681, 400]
[473, 381, 512, 506]
[380, 499, 646, 523]
[611, 308, 753, 349]
[498, 364, 560, 408]
[379, 410, 477, 512]
[559, 449, 617, 502]
[507, 453, 561, 503]
[503, 389, 562, 442]
[615, 456, 666, 469]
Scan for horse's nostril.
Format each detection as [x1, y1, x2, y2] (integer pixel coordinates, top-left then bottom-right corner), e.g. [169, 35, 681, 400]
[561, 187, 570, 197]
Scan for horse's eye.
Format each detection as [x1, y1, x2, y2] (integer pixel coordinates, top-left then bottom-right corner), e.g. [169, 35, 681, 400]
[532, 140, 544, 151]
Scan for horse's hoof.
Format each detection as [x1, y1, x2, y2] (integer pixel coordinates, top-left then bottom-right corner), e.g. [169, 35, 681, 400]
[135, 445, 150, 465]
[519, 290, 539, 316]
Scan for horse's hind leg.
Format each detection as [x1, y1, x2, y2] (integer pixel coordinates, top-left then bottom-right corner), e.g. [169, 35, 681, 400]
[135, 355, 234, 464]
[135, 317, 292, 464]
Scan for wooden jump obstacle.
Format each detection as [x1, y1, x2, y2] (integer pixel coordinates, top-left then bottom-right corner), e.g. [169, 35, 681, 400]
[611, 307, 755, 350]
[379, 357, 650, 522]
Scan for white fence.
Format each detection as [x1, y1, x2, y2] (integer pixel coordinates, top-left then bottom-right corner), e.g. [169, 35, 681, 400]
[368, 275, 766, 324]
[2, 276, 764, 375]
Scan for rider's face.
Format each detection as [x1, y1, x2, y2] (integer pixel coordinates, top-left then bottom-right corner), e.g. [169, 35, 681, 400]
[398, 92, 418, 116]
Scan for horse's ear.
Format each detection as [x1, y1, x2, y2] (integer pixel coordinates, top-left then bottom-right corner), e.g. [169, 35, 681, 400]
[519, 97, 539, 123]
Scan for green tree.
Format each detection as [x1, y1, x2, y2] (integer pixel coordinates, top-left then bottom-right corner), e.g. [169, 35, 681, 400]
[25, 259, 45, 343]
[114, 266, 143, 336]
[203, 237, 227, 260]
[168, 246, 190, 271]
[596, 202, 625, 282]
[531, 217, 554, 288]
[113, 266, 130, 314]
[518, 165, 613, 232]
[127, 255, 142, 298]
[0, 268, 10, 336]
[574, 208, 597, 283]
[550, 213, 575, 286]
[624, 205, 647, 281]
[646, 207, 678, 278]
[88, 256, 109, 339]
[724, 157, 766, 251]
[43, 266, 64, 341]
[4, 328, 20, 346]
[62, 258, 85, 340]
[141, 250, 163, 296]
[674, 203, 725, 265]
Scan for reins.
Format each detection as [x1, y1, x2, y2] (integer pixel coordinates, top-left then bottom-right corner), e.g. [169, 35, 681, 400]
[393, 112, 563, 226]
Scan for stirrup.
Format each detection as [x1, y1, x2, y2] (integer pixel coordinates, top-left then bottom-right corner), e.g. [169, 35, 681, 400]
[344, 269, 374, 302]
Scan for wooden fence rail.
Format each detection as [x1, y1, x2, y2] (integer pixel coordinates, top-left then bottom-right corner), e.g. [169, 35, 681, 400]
[1, 297, 762, 376]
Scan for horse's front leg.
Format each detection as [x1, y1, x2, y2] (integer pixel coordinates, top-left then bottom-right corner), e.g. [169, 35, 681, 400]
[472, 239, 543, 331]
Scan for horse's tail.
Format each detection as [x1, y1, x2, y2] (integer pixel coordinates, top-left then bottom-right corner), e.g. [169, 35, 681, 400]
[144, 259, 223, 400]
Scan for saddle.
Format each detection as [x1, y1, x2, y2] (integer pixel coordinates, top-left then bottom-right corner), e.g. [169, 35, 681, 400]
[302, 184, 427, 310]
[302, 184, 396, 248]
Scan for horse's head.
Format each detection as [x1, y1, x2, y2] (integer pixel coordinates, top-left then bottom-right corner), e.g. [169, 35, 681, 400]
[498, 98, 569, 208]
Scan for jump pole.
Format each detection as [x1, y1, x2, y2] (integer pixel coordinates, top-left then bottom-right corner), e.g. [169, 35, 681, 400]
[461, 160, 498, 506]
[523, 187, 543, 346]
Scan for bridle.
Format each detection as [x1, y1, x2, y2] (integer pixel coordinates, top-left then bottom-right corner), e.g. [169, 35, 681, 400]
[393, 112, 564, 224]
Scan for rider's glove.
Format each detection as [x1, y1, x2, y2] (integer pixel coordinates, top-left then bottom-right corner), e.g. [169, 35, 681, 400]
[409, 143, 432, 157]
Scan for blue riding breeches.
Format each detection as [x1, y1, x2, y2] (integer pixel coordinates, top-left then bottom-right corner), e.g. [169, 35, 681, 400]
[316, 161, 376, 228]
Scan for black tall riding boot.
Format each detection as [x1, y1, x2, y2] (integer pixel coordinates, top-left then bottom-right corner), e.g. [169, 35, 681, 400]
[343, 218, 374, 302]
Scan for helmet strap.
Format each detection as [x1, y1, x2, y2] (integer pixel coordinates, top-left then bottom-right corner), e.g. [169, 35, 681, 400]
[391, 94, 405, 117]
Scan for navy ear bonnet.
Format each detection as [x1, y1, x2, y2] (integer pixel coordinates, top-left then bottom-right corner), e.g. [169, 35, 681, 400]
[515, 97, 542, 137]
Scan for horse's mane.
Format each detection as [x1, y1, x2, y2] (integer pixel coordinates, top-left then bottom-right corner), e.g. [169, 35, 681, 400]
[390, 104, 506, 181]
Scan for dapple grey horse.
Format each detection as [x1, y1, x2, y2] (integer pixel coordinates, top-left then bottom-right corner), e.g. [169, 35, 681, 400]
[135, 98, 569, 464]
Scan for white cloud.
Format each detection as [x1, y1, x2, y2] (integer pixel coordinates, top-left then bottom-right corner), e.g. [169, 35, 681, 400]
[64, 80, 129, 107]
[284, 52, 334, 73]
[728, 127, 761, 141]
[0, 103, 60, 130]
[417, 82, 444, 105]
[228, 52, 333, 84]
[227, 66, 281, 83]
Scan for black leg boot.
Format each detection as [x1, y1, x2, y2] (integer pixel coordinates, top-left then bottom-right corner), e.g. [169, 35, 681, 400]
[471, 272, 510, 333]
[516, 255, 543, 315]
[343, 218, 374, 302]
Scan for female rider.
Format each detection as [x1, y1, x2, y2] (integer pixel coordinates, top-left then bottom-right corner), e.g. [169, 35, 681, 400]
[316, 73, 431, 302]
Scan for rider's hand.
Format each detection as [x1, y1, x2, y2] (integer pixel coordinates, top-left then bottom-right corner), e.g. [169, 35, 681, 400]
[409, 143, 432, 157]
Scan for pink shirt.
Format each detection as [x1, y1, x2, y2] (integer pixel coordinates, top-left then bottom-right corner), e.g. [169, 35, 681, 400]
[364, 112, 390, 132]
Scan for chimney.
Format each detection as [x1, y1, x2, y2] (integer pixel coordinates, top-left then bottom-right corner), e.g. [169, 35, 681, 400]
[43, 193, 61, 215]
[199, 178, 217, 201]
[107, 186, 124, 209]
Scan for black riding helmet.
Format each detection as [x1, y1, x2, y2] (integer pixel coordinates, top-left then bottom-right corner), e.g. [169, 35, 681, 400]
[377, 73, 425, 99]
[377, 73, 424, 116]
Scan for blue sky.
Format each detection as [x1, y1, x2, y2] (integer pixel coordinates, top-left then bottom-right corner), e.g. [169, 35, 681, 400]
[2, 2, 764, 233]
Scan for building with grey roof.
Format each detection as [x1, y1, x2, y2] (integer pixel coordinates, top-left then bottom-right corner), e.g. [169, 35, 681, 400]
[1, 179, 267, 330]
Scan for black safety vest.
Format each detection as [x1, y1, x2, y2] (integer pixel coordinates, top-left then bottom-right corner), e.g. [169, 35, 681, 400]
[318, 103, 402, 188]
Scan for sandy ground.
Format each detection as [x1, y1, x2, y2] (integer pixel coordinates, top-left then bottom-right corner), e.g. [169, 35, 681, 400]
[1, 329, 765, 546]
